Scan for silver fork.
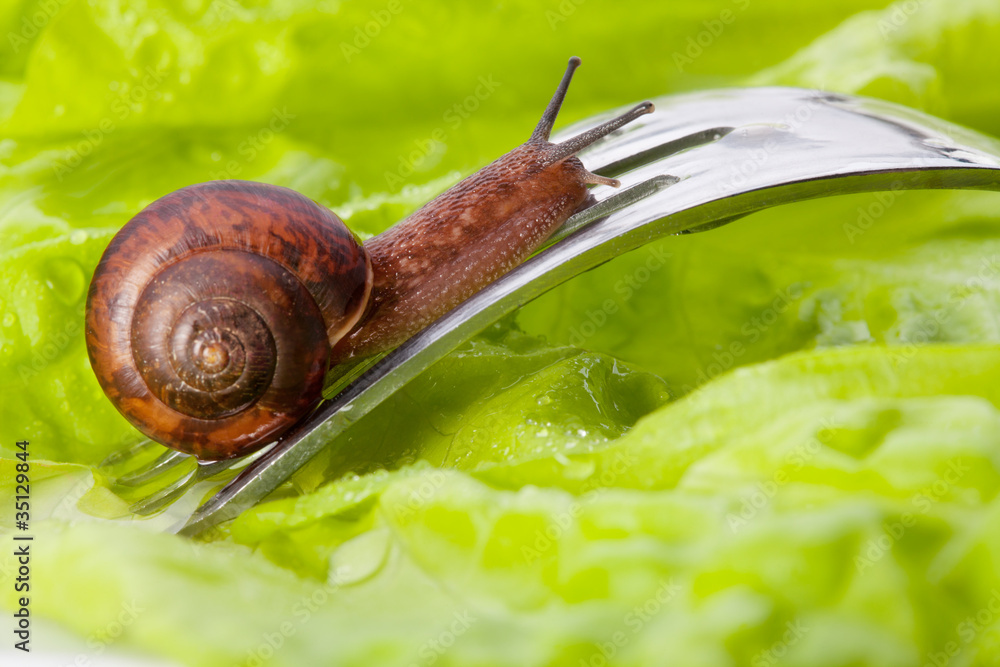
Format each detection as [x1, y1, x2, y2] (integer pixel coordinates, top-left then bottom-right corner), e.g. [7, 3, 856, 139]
[100, 86, 1000, 534]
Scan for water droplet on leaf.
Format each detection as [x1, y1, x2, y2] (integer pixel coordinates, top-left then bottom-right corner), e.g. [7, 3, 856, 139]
[42, 257, 86, 306]
[328, 528, 392, 587]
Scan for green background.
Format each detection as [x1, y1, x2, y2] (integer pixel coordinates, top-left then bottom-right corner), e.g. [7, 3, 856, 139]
[3, 0, 1000, 665]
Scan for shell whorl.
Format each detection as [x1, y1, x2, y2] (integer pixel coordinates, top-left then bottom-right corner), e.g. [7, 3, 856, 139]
[85, 181, 372, 460]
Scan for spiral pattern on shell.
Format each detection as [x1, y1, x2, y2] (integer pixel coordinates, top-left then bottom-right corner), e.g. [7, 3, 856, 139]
[85, 181, 373, 460]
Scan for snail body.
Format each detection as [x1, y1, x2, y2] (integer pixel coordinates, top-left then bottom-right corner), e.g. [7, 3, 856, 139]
[85, 57, 653, 460]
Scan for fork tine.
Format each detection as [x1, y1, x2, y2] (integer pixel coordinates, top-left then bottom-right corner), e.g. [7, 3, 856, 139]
[115, 449, 191, 487]
[130, 469, 198, 516]
[544, 175, 678, 247]
[130, 459, 233, 515]
[99, 438, 159, 467]
[593, 126, 734, 179]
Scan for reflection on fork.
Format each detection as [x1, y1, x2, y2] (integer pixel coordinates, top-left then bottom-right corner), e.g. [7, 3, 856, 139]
[98, 353, 387, 516]
[96, 86, 1000, 533]
[99, 439, 258, 516]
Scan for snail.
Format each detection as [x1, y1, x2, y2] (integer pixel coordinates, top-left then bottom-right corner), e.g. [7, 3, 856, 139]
[85, 57, 654, 461]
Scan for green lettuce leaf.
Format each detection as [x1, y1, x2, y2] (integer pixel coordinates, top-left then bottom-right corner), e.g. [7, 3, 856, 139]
[8, 345, 1000, 666]
[2, 0, 1000, 666]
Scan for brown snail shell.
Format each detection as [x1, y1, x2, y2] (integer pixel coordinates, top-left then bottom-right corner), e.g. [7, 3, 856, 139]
[85, 181, 372, 460]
